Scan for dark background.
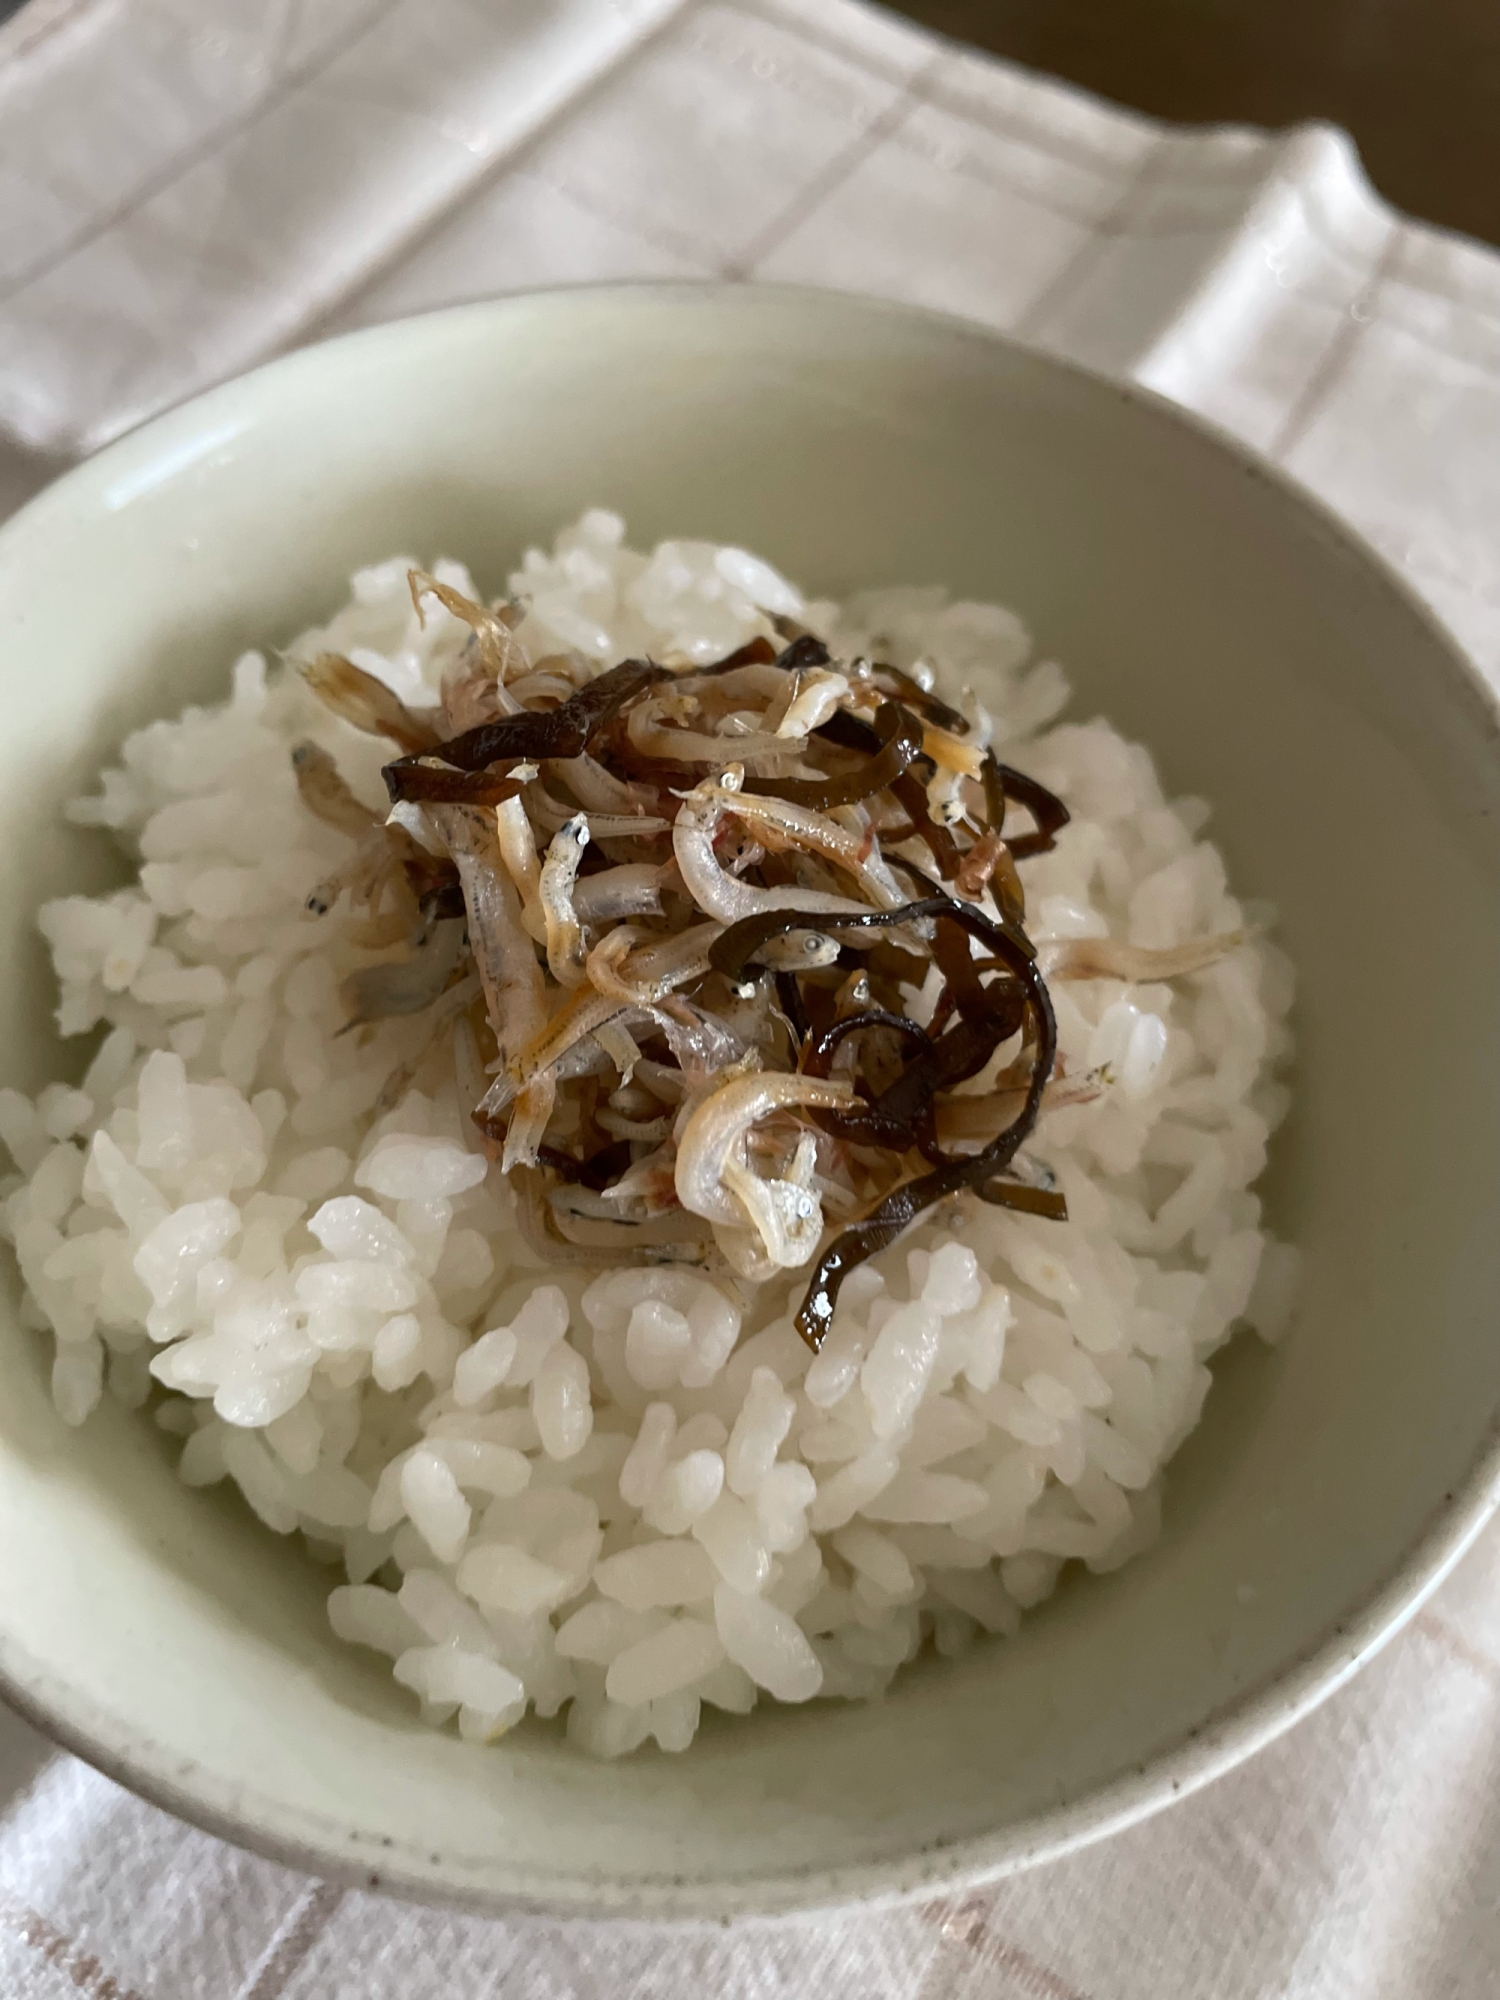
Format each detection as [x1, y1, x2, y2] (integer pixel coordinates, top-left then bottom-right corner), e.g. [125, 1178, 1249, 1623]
[890, 0, 1500, 247]
[2, 0, 1496, 248]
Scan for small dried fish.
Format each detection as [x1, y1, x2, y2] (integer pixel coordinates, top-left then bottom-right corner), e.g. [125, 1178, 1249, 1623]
[539, 815, 591, 987]
[291, 740, 379, 838]
[297, 654, 439, 754]
[282, 607, 1230, 1354]
[339, 919, 467, 1027]
[1040, 931, 1244, 982]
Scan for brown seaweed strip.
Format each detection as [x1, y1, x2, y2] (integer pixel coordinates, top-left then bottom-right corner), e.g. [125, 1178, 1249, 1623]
[740, 702, 923, 811]
[801, 1008, 932, 1081]
[931, 911, 989, 1018]
[891, 769, 964, 878]
[801, 1010, 938, 1153]
[774, 970, 809, 1045]
[805, 918, 1028, 1159]
[382, 658, 668, 792]
[691, 636, 778, 674]
[977, 1178, 1068, 1221]
[812, 1006, 1028, 1166]
[924, 1009, 1024, 1094]
[815, 708, 879, 752]
[871, 663, 968, 734]
[928, 915, 1029, 1037]
[996, 762, 1070, 859]
[813, 699, 960, 875]
[981, 755, 1007, 832]
[585, 728, 703, 794]
[384, 764, 527, 807]
[883, 851, 945, 899]
[811, 1099, 934, 1157]
[867, 938, 932, 989]
[334, 609, 1078, 1350]
[775, 633, 832, 673]
[794, 917, 1057, 1349]
[846, 890, 1039, 966]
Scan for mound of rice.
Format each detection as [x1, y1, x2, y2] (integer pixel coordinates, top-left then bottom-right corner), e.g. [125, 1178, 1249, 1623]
[0, 511, 1297, 1756]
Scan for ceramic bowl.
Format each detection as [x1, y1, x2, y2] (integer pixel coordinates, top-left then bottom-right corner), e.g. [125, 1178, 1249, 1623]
[1, 286, 1497, 1921]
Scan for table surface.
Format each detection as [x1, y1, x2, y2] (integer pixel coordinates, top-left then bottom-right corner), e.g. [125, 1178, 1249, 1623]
[891, 0, 1500, 248]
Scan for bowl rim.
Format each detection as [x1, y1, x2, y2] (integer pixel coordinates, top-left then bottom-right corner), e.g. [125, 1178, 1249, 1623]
[2, 277, 1499, 1923]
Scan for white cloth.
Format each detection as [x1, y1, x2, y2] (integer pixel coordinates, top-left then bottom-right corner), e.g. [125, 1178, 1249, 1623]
[2, 2, 1500, 1994]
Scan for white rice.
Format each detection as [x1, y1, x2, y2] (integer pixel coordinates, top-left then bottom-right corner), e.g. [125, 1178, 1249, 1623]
[0, 509, 1298, 1755]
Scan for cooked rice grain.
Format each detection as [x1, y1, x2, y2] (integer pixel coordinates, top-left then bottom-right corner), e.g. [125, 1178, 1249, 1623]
[0, 511, 1297, 1754]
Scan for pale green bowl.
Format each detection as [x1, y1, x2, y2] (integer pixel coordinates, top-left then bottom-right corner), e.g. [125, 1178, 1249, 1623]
[0, 286, 1497, 1921]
